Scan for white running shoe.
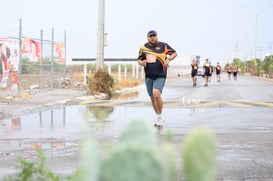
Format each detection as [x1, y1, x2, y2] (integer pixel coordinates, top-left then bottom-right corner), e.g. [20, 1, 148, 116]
[154, 116, 164, 128]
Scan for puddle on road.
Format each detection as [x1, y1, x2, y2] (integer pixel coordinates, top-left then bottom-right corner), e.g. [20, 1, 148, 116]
[0, 104, 158, 158]
[0, 103, 206, 155]
[0, 100, 243, 165]
[0, 102, 193, 179]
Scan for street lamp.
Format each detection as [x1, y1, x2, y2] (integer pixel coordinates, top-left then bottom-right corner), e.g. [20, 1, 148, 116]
[240, 4, 273, 66]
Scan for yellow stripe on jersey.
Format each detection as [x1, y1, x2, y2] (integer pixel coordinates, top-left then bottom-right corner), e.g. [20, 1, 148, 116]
[140, 44, 168, 65]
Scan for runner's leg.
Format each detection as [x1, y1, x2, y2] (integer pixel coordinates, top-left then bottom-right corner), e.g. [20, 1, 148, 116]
[150, 89, 162, 114]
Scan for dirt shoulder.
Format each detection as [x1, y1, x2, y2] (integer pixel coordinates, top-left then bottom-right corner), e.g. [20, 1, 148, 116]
[0, 89, 88, 119]
[0, 84, 146, 120]
[0, 75, 182, 120]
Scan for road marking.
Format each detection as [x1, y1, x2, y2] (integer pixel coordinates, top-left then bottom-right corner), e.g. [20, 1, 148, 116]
[193, 101, 220, 107]
[79, 99, 105, 105]
[237, 100, 273, 107]
[221, 101, 254, 108]
[79, 100, 273, 108]
[165, 101, 183, 108]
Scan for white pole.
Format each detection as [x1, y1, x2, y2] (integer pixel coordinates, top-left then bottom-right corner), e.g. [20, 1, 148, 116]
[141, 67, 144, 80]
[254, 14, 258, 66]
[96, 0, 105, 71]
[84, 64, 87, 86]
[124, 65, 127, 80]
[136, 64, 139, 79]
[118, 64, 121, 82]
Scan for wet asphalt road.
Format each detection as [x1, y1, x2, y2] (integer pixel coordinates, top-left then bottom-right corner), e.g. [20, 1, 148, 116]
[0, 73, 273, 180]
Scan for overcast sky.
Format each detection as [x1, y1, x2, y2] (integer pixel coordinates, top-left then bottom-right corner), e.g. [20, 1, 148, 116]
[1, 0, 273, 65]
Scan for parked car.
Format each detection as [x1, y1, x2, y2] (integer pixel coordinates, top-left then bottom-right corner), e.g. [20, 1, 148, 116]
[197, 67, 204, 77]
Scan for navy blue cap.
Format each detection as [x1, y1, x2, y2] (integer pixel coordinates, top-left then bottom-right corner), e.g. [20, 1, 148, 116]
[147, 30, 157, 36]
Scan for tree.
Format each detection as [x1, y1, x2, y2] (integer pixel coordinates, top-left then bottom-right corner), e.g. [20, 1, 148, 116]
[262, 55, 273, 74]
[233, 58, 241, 68]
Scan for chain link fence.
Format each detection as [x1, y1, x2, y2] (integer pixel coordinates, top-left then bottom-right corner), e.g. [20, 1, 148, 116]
[0, 21, 66, 97]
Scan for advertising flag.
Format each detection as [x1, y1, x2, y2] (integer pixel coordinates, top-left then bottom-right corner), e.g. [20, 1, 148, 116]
[0, 38, 20, 89]
[55, 42, 65, 63]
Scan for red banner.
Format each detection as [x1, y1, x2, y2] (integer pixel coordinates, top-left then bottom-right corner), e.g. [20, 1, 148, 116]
[0, 38, 19, 89]
[55, 42, 65, 63]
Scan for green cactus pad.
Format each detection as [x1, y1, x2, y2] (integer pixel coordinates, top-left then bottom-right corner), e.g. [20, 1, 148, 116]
[119, 119, 157, 147]
[73, 140, 101, 181]
[160, 142, 177, 181]
[183, 127, 217, 181]
[99, 143, 165, 181]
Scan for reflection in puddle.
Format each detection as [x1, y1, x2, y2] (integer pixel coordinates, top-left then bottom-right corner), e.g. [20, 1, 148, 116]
[0, 105, 119, 140]
[112, 91, 139, 100]
[80, 106, 114, 122]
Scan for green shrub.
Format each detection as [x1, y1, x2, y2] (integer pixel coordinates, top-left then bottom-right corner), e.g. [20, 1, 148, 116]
[87, 69, 114, 99]
[4, 149, 60, 181]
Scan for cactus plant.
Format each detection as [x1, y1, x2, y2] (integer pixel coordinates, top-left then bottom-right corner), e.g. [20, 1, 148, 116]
[69, 140, 101, 181]
[156, 129, 177, 181]
[99, 143, 165, 181]
[119, 119, 158, 148]
[183, 127, 217, 181]
[99, 119, 166, 181]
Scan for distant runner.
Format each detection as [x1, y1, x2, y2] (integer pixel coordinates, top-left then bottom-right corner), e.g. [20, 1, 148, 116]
[215, 62, 222, 82]
[233, 66, 238, 80]
[226, 64, 232, 80]
[191, 59, 198, 86]
[203, 59, 211, 86]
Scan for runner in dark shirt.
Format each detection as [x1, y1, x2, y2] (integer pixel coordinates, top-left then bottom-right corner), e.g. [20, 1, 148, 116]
[191, 59, 198, 86]
[137, 30, 177, 127]
[233, 66, 238, 80]
[215, 62, 222, 82]
[203, 59, 211, 86]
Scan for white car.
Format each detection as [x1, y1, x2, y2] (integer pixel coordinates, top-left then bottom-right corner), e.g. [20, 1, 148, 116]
[197, 67, 204, 77]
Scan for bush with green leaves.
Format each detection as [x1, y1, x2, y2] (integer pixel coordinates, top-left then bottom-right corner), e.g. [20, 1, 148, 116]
[4, 150, 60, 181]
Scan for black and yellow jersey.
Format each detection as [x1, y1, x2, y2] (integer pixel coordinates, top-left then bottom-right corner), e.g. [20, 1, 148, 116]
[191, 63, 198, 71]
[138, 42, 176, 79]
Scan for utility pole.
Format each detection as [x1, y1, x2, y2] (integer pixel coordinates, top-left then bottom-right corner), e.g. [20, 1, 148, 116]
[268, 42, 273, 55]
[96, 0, 105, 71]
[244, 29, 247, 73]
[240, 4, 273, 66]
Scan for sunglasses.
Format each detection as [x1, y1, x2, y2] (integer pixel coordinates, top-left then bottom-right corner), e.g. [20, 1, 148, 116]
[149, 34, 157, 37]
